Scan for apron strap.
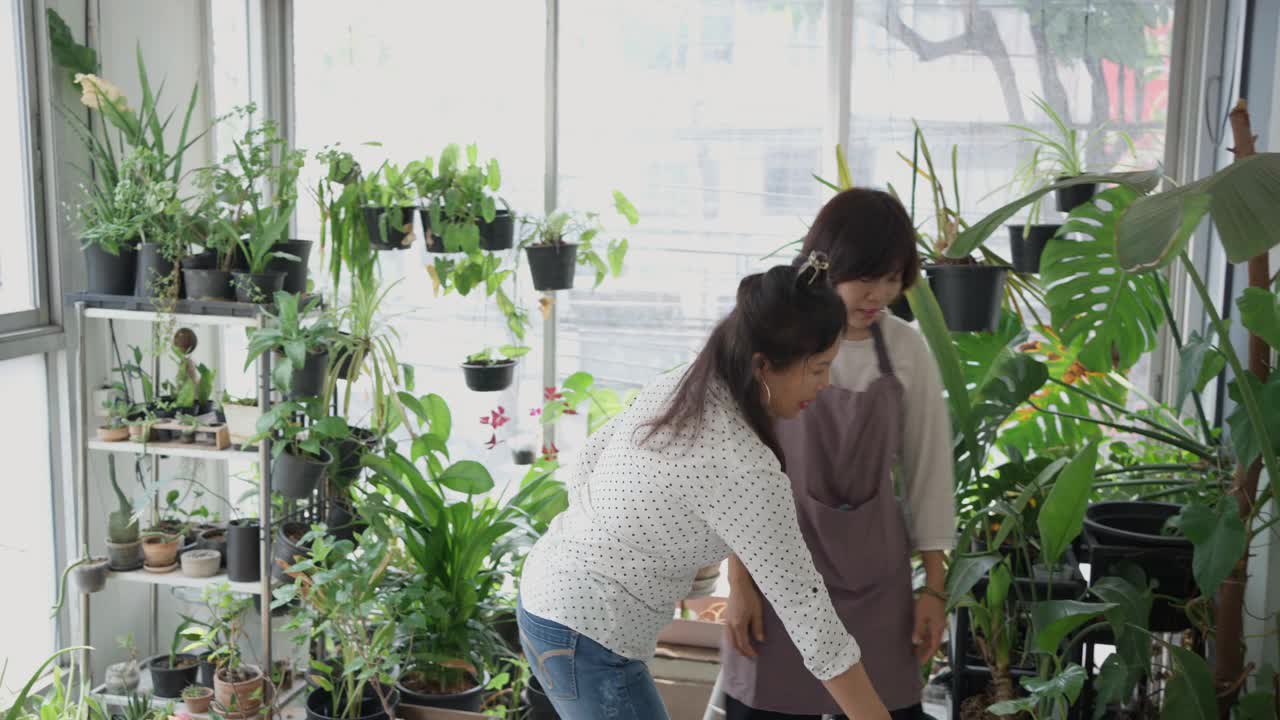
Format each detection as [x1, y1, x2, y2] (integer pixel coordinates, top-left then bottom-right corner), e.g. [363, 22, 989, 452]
[870, 320, 895, 376]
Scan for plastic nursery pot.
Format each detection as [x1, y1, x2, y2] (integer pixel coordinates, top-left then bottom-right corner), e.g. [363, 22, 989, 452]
[181, 549, 222, 578]
[183, 685, 214, 714]
[521, 675, 559, 720]
[134, 243, 176, 298]
[182, 269, 234, 301]
[266, 239, 314, 294]
[363, 206, 416, 251]
[525, 243, 579, 291]
[333, 427, 378, 483]
[231, 271, 286, 303]
[198, 528, 228, 567]
[924, 264, 1010, 333]
[461, 359, 516, 392]
[275, 348, 330, 399]
[273, 445, 334, 500]
[147, 654, 199, 699]
[73, 557, 111, 593]
[84, 242, 138, 295]
[1006, 224, 1062, 275]
[305, 686, 400, 720]
[419, 209, 460, 254]
[271, 521, 312, 584]
[226, 519, 260, 583]
[105, 539, 143, 571]
[214, 664, 265, 716]
[396, 668, 489, 711]
[98, 425, 130, 442]
[1055, 176, 1097, 213]
[479, 208, 516, 251]
[141, 534, 180, 571]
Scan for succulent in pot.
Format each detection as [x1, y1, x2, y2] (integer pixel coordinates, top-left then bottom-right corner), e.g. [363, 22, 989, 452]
[461, 345, 529, 393]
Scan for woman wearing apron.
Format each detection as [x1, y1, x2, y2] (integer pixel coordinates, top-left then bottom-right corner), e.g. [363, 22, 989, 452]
[721, 189, 956, 719]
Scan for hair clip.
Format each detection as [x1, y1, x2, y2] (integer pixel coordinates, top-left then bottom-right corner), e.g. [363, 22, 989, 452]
[796, 250, 831, 286]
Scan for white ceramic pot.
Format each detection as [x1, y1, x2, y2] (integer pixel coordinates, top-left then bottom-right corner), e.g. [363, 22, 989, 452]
[222, 404, 260, 447]
[181, 549, 222, 578]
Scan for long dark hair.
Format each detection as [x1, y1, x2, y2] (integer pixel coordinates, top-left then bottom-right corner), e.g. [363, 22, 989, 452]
[640, 256, 846, 470]
[801, 188, 920, 288]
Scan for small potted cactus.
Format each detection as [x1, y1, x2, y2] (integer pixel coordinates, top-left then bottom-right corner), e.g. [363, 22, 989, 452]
[106, 458, 143, 570]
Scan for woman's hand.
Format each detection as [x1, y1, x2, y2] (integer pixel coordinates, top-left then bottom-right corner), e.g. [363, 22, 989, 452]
[822, 661, 891, 720]
[726, 577, 765, 657]
[912, 592, 946, 664]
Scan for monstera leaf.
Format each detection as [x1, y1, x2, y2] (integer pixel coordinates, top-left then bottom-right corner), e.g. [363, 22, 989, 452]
[957, 350, 1050, 487]
[1116, 153, 1280, 271]
[1041, 186, 1165, 372]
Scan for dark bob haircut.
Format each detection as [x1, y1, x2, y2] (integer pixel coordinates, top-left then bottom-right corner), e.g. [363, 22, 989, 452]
[800, 188, 920, 289]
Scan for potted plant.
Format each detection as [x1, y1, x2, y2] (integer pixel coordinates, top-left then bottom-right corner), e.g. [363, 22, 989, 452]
[148, 621, 200, 698]
[98, 398, 131, 442]
[54, 545, 110, 598]
[274, 529, 402, 720]
[105, 459, 143, 570]
[244, 291, 337, 398]
[105, 634, 143, 695]
[128, 412, 156, 443]
[270, 520, 315, 585]
[249, 397, 344, 500]
[182, 685, 213, 714]
[520, 191, 638, 291]
[324, 275, 407, 447]
[364, 442, 560, 711]
[141, 531, 181, 572]
[461, 345, 529, 393]
[362, 160, 418, 251]
[220, 393, 260, 449]
[183, 584, 264, 716]
[177, 414, 200, 444]
[225, 517, 260, 583]
[314, 145, 377, 292]
[181, 549, 221, 579]
[414, 143, 510, 253]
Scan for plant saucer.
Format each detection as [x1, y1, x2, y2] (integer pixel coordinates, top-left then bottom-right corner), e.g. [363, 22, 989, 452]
[109, 559, 145, 572]
[143, 561, 179, 574]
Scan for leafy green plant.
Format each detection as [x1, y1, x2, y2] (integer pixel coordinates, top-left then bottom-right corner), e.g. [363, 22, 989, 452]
[273, 529, 402, 720]
[0, 647, 96, 720]
[314, 144, 375, 290]
[108, 457, 140, 543]
[1011, 94, 1136, 180]
[244, 291, 339, 395]
[464, 345, 530, 366]
[520, 191, 639, 288]
[414, 143, 503, 254]
[182, 583, 256, 680]
[326, 275, 412, 438]
[199, 106, 305, 273]
[250, 396, 349, 463]
[362, 160, 418, 208]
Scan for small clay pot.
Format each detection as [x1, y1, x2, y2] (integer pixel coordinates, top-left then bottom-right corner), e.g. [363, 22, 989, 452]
[181, 549, 222, 578]
[128, 423, 151, 442]
[183, 685, 214, 713]
[141, 533, 180, 569]
[214, 665, 264, 716]
[98, 426, 130, 442]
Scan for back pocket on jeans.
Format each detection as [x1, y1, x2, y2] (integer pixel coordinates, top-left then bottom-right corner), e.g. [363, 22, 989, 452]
[519, 611, 578, 701]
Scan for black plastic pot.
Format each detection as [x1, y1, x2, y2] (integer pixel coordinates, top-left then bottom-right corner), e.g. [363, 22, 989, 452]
[1083, 501, 1195, 631]
[1007, 224, 1061, 275]
[333, 427, 378, 483]
[396, 670, 489, 711]
[134, 243, 176, 298]
[480, 208, 515, 251]
[462, 360, 516, 392]
[273, 445, 333, 500]
[272, 521, 312, 584]
[1055, 177, 1097, 213]
[522, 676, 560, 719]
[305, 687, 399, 720]
[148, 654, 199, 698]
[333, 333, 359, 380]
[198, 656, 216, 688]
[84, 242, 137, 295]
[364, 207, 416, 251]
[525, 244, 578, 291]
[889, 295, 913, 322]
[1084, 502, 1188, 547]
[420, 209, 459, 254]
[182, 250, 218, 270]
[197, 528, 228, 568]
[278, 348, 329, 398]
[325, 501, 365, 543]
[267, 239, 314, 294]
[226, 519, 260, 583]
[231, 271, 286, 303]
[924, 264, 1009, 333]
[183, 269, 234, 301]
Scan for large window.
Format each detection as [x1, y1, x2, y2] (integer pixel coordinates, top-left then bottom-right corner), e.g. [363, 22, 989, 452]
[0, 1, 47, 332]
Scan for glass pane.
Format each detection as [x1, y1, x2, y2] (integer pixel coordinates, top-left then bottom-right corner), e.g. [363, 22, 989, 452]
[0, 4, 37, 315]
[556, 0, 829, 444]
[0, 354, 54, 704]
[290, 2, 546, 461]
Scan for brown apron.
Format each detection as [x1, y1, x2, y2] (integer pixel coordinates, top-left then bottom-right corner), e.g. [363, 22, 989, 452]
[721, 322, 919, 715]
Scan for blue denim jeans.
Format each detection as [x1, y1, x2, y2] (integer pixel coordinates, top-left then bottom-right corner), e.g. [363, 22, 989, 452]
[518, 602, 670, 719]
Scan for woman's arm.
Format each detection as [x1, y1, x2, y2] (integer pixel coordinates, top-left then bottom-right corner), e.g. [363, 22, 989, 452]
[823, 663, 891, 720]
[725, 554, 764, 656]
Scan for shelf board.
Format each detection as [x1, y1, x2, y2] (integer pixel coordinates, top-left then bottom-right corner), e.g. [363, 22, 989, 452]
[91, 673, 308, 717]
[89, 439, 258, 462]
[109, 567, 266, 595]
[67, 292, 325, 327]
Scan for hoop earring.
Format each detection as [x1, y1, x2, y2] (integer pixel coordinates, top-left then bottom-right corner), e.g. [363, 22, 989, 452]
[761, 379, 773, 408]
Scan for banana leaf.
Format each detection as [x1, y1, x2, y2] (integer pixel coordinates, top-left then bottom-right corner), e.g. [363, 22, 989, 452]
[1116, 153, 1280, 270]
[946, 169, 1161, 259]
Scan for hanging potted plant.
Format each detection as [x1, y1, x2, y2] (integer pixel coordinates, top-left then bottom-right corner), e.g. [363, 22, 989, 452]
[520, 191, 638, 291]
[414, 143, 512, 253]
[244, 291, 338, 399]
[1010, 95, 1136, 214]
[314, 144, 379, 294]
[250, 396, 345, 501]
[274, 530, 402, 720]
[461, 345, 529, 392]
[362, 161, 419, 251]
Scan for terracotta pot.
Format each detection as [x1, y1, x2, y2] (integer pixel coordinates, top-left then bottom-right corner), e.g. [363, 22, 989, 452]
[215, 665, 264, 715]
[98, 425, 130, 442]
[141, 534, 180, 569]
[184, 685, 214, 713]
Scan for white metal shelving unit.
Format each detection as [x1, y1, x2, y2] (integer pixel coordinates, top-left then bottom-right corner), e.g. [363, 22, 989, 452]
[69, 294, 281, 718]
